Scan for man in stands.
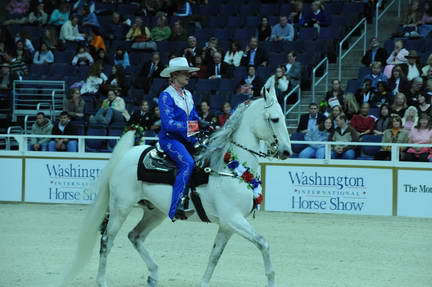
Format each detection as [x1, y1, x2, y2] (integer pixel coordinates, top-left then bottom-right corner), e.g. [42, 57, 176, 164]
[361, 38, 388, 67]
[239, 65, 262, 97]
[135, 51, 164, 92]
[104, 12, 130, 41]
[129, 100, 153, 130]
[208, 52, 230, 79]
[350, 103, 375, 136]
[300, 0, 329, 28]
[270, 16, 294, 42]
[49, 111, 78, 152]
[183, 36, 201, 65]
[405, 77, 424, 106]
[363, 61, 387, 91]
[199, 101, 215, 123]
[241, 37, 268, 67]
[59, 15, 85, 43]
[285, 51, 302, 89]
[297, 103, 326, 133]
[29, 112, 53, 151]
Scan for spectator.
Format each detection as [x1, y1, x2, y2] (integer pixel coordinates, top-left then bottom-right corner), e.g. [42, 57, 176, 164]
[373, 104, 391, 135]
[93, 48, 110, 66]
[135, 51, 163, 92]
[401, 0, 421, 38]
[257, 16, 271, 41]
[48, 3, 70, 27]
[421, 53, 432, 77]
[202, 36, 222, 66]
[387, 65, 410, 96]
[233, 83, 254, 108]
[325, 79, 345, 108]
[15, 31, 34, 54]
[151, 15, 171, 42]
[191, 55, 207, 79]
[342, 93, 359, 120]
[241, 37, 268, 67]
[218, 102, 232, 127]
[363, 61, 388, 90]
[174, 0, 192, 17]
[33, 42, 54, 65]
[350, 103, 375, 136]
[417, 93, 431, 114]
[224, 40, 243, 68]
[80, 61, 107, 95]
[270, 16, 294, 42]
[297, 102, 326, 133]
[424, 79, 432, 99]
[239, 65, 262, 97]
[72, 45, 94, 66]
[371, 81, 390, 108]
[128, 100, 153, 130]
[361, 38, 388, 67]
[4, 1, 47, 25]
[403, 113, 432, 161]
[89, 28, 106, 54]
[104, 11, 129, 41]
[208, 52, 230, 79]
[72, 0, 95, 15]
[48, 111, 78, 152]
[299, 118, 333, 159]
[418, 1, 432, 37]
[0, 63, 16, 91]
[82, 4, 100, 29]
[384, 39, 409, 78]
[284, 51, 301, 89]
[402, 106, 419, 132]
[263, 65, 289, 107]
[60, 15, 85, 43]
[390, 92, 408, 118]
[90, 89, 130, 125]
[10, 40, 30, 77]
[170, 20, 187, 42]
[63, 88, 85, 121]
[289, 0, 303, 24]
[405, 77, 424, 106]
[198, 101, 215, 123]
[331, 114, 359, 159]
[374, 116, 409, 160]
[113, 47, 130, 68]
[29, 112, 53, 151]
[148, 106, 161, 133]
[183, 36, 201, 65]
[126, 17, 157, 51]
[401, 50, 421, 81]
[355, 79, 373, 106]
[300, 0, 329, 29]
[105, 64, 126, 96]
[6, 0, 30, 16]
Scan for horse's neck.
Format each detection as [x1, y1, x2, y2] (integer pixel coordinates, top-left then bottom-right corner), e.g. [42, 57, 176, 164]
[230, 125, 260, 172]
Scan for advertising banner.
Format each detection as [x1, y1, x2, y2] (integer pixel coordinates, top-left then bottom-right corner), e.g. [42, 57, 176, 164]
[0, 158, 22, 202]
[25, 158, 108, 204]
[397, 169, 432, 218]
[264, 165, 393, 216]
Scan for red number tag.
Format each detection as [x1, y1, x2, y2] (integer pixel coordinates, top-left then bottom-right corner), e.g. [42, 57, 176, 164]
[187, 121, 199, 137]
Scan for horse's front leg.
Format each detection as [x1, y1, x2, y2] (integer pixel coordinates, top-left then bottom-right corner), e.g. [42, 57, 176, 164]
[225, 214, 276, 287]
[199, 227, 233, 287]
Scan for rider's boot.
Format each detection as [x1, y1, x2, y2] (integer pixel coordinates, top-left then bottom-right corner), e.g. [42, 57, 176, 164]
[173, 188, 194, 221]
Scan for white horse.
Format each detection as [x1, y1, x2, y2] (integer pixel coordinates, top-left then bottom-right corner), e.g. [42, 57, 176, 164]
[62, 88, 292, 287]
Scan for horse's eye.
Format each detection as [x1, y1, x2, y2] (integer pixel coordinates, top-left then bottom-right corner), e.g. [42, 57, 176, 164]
[271, 118, 279, 123]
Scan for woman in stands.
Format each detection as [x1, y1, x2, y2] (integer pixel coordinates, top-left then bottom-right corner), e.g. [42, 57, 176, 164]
[331, 114, 359, 160]
[403, 113, 432, 161]
[387, 65, 410, 96]
[10, 39, 31, 77]
[113, 47, 130, 68]
[80, 60, 107, 96]
[63, 88, 85, 121]
[390, 93, 408, 118]
[374, 116, 409, 160]
[223, 40, 244, 68]
[263, 65, 289, 107]
[105, 64, 126, 97]
[384, 40, 409, 78]
[417, 93, 431, 115]
[90, 88, 130, 125]
[373, 104, 391, 135]
[257, 16, 271, 41]
[33, 42, 54, 65]
[299, 118, 333, 159]
[328, 105, 343, 127]
[218, 102, 232, 127]
[325, 79, 345, 109]
[158, 57, 201, 220]
[126, 17, 157, 51]
[342, 93, 359, 120]
[72, 45, 94, 66]
[402, 106, 419, 132]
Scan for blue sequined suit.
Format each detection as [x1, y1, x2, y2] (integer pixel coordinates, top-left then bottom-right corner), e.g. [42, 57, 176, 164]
[158, 85, 200, 219]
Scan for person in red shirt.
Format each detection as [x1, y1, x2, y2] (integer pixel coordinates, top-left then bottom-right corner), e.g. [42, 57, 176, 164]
[350, 103, 375, 136]
[218, 102, 232, 127]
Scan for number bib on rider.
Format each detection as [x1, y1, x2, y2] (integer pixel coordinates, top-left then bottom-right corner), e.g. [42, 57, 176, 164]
[187, 121, 199, 137]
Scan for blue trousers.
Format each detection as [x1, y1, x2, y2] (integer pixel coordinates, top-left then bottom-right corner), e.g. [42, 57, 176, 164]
[48, 140, 78, 152]
[331, 149, 356, 159]
[299, 146, 325, 159]
[159, 139, 195, 219]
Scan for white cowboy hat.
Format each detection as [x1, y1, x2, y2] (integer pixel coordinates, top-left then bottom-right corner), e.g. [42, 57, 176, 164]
[160, 57, 200, 77]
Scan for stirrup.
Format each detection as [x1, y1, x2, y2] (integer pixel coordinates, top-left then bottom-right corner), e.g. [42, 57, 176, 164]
[172, 199, 194, 221]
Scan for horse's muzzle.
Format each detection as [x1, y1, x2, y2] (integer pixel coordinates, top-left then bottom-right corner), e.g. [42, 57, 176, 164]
[278, 144, 292, 160]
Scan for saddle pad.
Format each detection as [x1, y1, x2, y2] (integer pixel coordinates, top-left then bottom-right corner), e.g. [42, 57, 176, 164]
[137, 147, 210, 187]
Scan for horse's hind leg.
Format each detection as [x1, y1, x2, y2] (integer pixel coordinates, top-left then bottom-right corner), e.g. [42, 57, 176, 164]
[225, 214, 276, 287]
[199, 227, 233, 287]
[97, 204, 132, 287]
[128, 207, 165, 287]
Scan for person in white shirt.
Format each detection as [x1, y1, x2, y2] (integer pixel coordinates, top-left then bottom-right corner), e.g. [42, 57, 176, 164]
[223, 40, 243, 67]
[404, 50, 421, 81]
[60, 15, 85, 42]
[72, 46, 94, 66]
[80, 61, 107, 95]
[33, 42, 55, 65]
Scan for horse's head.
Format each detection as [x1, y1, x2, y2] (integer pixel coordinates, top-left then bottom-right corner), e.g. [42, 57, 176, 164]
[252, 86, 292, 160]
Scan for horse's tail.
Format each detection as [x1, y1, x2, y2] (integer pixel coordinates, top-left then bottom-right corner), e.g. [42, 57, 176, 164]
[61, 130, 136, 286]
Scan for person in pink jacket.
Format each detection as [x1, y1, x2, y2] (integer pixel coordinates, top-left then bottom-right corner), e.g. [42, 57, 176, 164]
[404, 113, 432, 162]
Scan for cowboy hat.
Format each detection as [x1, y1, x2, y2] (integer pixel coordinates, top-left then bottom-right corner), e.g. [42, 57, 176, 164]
[160, 57, 199, 77]
[406, 50, 419, 59]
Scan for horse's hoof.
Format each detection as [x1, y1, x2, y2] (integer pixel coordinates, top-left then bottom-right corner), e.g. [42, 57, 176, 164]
[147, 276, 158, 287]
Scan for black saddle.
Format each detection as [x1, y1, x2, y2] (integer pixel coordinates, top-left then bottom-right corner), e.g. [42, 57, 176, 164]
[137, 145, 209, 188]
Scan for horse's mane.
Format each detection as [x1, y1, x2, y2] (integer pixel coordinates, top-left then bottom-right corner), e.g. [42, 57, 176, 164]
[197, 100, 253, 170]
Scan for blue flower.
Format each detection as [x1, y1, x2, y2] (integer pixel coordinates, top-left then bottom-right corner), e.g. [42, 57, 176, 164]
[251, 178, 260, 189]
[227, 160, 239, 169]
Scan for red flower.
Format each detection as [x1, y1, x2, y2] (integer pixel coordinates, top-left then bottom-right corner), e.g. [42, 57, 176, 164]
[224, 152, 232, 163]
[242, 171, 254, 182]
[255, 194, 264, 205]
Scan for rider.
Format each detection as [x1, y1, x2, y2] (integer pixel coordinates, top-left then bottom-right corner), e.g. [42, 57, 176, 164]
[159, 57, 201, 221]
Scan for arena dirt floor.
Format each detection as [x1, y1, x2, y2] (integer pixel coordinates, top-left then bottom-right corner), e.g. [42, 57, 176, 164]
[1, 203, 431, 287]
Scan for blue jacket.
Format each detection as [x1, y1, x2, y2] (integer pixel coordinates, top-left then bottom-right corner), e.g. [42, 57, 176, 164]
[305, 128, 330, 149]
[158, 85, 200, 145]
